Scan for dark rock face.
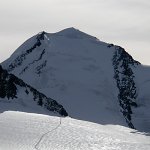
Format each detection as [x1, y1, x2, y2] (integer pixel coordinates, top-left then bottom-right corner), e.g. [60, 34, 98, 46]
[0, 65, 68, 117]
[0, 65, 17, 99]
[19, 49, 46, 75]
[112, 46, 140, 129]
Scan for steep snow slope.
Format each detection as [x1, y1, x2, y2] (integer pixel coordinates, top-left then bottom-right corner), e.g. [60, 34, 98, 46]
[0, 111, 149, 150]
[2, 28, 150, 132]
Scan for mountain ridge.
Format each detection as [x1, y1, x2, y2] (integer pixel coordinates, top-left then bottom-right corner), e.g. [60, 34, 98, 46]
[0, 65, 68, 116]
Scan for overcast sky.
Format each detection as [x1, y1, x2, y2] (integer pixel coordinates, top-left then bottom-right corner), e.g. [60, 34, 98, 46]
[0, 0, 150, 64]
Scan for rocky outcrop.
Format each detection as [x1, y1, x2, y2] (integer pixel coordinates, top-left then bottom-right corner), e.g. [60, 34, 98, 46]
[19, 49, 46, 75]
[112, 45, 140, 128]
[0, 65, 68, 116]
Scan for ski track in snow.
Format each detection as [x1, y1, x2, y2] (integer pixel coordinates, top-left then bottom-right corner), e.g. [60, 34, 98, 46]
[0, 111, 149, 150]
[35, 117, 62, 150]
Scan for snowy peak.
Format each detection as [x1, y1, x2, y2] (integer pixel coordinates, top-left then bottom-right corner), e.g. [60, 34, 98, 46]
[54, 27, 97, 40]
[56, 27, 78, 34]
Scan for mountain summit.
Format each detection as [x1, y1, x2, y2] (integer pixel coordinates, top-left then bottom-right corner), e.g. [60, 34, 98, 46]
[2, 28, 150, 132]
[54, 27, 97, 40]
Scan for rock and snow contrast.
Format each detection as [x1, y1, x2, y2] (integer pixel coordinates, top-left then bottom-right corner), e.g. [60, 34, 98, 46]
[0, 27, 150, 149]
[0, 65, 67, 116]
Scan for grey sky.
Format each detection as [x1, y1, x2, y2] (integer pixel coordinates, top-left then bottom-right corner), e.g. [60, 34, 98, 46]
[0, 0, 150, 64]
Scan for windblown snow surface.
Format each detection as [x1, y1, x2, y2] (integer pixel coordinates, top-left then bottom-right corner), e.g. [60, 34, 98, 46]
[0, 111, 150, 150]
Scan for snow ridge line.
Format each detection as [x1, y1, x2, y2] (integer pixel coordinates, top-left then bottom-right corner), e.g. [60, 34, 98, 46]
[34, 117, 62, 150]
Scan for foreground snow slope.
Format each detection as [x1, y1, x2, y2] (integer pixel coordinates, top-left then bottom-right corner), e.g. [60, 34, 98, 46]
[0, 111, 149, 150]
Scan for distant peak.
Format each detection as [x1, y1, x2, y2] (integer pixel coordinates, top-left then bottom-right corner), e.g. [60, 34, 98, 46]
[59, 27, 79, 32]
[56, 27, 82, 35]
[55, 27, 96, 40]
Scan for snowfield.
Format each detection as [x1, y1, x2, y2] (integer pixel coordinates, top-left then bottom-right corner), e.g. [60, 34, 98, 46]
[0, 111, 149, 150]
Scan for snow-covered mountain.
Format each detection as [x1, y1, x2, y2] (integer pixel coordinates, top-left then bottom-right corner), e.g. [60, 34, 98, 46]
[0, 65, 67, 116]
[2, 27, 150, 132]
